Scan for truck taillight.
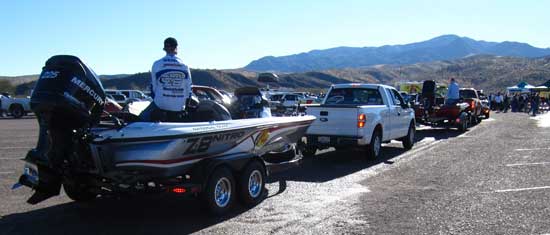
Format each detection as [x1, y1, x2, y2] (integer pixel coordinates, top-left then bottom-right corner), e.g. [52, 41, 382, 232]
[470, 100, 475, 109]
[358, 113, 366, 128]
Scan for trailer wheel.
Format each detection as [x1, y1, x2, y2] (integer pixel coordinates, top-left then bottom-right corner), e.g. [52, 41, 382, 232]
[457, 113, 469, 132]
[203, 166, 235, 215]
[402, 122, 415, 150]
[238, 160, 266, 207]
[63, 182, 97, 202]
[366, 129, 382, 160]
[9, 105, 24, 119]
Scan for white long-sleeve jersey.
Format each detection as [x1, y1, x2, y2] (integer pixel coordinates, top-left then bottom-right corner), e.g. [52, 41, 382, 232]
[151, 54, 192, 111]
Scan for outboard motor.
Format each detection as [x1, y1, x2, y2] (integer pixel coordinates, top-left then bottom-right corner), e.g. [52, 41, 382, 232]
[18, 55, 106, 204]
[231, 87, 271, 119]
[421, 80, 437, 112]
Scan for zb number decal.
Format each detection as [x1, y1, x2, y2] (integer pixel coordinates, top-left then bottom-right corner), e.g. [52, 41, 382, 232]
[184, 137, 211, 154]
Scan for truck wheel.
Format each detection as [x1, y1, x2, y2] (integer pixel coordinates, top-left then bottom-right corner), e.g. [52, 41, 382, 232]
[238, 160, 266, 207]
[202, 166, 236, 215]
[10, 105, 24, 119]
[366, 129, 382, 160]
[402, 122, 415, 150]
[63, 182, 97, 202]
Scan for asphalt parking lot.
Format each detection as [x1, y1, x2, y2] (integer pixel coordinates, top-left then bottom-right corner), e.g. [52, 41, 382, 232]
[0, 113, 549, 234]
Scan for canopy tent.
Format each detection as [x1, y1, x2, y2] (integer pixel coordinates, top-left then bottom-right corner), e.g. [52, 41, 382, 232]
[507, 81, 536, 93]
[539, 80, 550, 88]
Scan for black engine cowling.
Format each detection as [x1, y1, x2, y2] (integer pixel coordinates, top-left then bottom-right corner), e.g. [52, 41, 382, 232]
[32, 55, 106, 128]
[20, 56, 106, 204]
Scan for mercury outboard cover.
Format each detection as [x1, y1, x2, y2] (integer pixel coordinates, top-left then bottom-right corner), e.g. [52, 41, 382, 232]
[32, 55, 106, 127]
[20, 56, 106, 204]
[421, 80, 436, 110]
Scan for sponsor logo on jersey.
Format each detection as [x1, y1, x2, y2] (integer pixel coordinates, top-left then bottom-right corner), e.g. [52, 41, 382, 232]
[159, 70, 188, 87]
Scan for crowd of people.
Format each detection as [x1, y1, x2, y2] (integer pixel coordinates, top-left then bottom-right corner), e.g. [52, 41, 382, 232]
[487, 92, 549, 116]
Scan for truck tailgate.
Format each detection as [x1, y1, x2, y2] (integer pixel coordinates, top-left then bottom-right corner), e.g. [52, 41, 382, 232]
[306, 106, 359, 137]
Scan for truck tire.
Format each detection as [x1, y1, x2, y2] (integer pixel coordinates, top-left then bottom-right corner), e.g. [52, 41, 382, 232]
[63, 182, 97, 202]
[202, 166, 236, 215]
[366, 129, 382, 160]
[238, 160, 266, 207]
[402, 122, 415, 150]
[10, 105, 24, 119]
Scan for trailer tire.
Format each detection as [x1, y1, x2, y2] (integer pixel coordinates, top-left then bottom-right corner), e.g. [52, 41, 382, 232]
[63, 182, 97, 202]
[238, 160, 266, 207]
[458, 113, 469, 132]
[202, 166, 236, 215]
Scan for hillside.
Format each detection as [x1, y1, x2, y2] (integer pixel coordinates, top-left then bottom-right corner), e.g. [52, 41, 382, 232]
[245, 35, 550, 72]
[3, 55, 550, 96]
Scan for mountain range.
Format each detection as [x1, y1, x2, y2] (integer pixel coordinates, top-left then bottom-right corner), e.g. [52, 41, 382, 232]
[2, 55, 550, 97]
[244, 34, 550, 72]
[2, 35, 550, 97]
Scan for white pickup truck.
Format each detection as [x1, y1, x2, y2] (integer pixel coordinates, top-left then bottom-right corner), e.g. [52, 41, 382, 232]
[0, 93, 31, 118]
[303, 84, 416, 159]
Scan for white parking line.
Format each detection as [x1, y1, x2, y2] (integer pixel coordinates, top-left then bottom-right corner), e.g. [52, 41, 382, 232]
[515, 148, 550, 151]
[0, 147, 30, 150]
[506, 162, 550, 167]
[0, 157, 21, 160]
[495, 186, 550, 193]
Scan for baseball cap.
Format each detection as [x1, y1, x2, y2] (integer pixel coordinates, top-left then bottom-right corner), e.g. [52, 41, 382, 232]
[164, 37, 178, 48]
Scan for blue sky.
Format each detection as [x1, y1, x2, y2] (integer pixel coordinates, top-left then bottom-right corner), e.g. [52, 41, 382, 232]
[1, 0, 549, 76]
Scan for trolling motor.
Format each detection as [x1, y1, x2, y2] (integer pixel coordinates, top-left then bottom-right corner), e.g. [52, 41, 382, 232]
[14, 55, 106, 204]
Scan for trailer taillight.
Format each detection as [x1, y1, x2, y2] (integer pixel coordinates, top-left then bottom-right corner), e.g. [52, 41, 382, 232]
[172, 187, 187, 194]
[358, 113, 366, 128]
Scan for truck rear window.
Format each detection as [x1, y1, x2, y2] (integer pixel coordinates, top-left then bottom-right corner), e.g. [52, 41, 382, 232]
[459, 90, 477, 99]
[325, 88, 384, 105]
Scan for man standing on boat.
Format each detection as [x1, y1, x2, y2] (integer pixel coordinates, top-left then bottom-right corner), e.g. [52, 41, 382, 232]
[141, 37, 193, 121]
[446, 77, 460, 105]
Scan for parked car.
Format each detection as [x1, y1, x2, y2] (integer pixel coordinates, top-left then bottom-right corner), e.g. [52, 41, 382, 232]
[304, 84, 416, 159]
[105, 90, 151, 101]
[0, 93, 31, 118]
[192, 85, 232, 108]
[107, 94, 128, 106]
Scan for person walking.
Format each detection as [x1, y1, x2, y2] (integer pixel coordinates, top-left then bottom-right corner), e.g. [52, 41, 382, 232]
[503, 94, 510, 113]
[495, 92, 503, 113]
